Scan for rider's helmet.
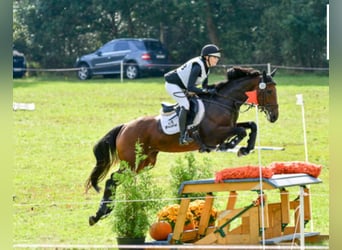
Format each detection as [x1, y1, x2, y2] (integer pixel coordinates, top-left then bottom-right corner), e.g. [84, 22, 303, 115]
[200, 44, 221, 58]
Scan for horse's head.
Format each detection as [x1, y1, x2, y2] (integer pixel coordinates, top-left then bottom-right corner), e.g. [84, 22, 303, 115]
[212, 66, 279, 123]
[257, 69, 279, 123]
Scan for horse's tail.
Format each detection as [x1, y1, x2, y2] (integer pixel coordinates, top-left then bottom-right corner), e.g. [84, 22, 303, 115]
[85, 124, 124, 193]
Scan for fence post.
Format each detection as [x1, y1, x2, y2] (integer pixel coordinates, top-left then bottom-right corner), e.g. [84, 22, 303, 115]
[120, 61, 124, 83]
[267, 63, 271, 74]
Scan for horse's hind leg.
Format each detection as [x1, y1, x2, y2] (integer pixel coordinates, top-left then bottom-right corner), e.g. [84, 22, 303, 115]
[89, 172, 118, 226]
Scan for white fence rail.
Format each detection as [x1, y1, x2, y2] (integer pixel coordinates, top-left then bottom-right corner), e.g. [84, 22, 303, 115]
[14, 62, 329, 82]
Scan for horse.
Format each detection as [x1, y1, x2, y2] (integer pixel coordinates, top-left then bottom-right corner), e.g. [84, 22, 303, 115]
[85, 66, 279, 225]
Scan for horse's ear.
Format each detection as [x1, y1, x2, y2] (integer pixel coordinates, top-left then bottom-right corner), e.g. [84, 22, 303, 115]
[259, 71, 267, 89]
[262, 71, 267, 80]
[270, 68, 277, 77]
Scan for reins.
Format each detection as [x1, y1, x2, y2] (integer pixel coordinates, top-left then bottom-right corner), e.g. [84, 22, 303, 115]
[201, 98, 236, 112]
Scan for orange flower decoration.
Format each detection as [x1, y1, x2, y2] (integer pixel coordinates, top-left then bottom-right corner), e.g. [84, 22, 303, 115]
[157, 200, 217, 229]
[157, 204, 193, 229]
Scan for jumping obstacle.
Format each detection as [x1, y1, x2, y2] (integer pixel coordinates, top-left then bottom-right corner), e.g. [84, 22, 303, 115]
[169, 173, 322, 246]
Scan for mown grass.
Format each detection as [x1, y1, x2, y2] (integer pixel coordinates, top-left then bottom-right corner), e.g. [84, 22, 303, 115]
[13, 71, 329, 247]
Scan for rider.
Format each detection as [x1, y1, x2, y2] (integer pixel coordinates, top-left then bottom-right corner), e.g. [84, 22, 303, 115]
[164, 44, 221, 145]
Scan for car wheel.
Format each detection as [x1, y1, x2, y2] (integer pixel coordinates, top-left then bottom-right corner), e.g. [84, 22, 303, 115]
[77, 63, 91, 80]
[125, 64, 139, 79]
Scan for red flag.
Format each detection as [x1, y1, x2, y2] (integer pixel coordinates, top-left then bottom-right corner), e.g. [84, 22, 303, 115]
[245, 90, 258, 104]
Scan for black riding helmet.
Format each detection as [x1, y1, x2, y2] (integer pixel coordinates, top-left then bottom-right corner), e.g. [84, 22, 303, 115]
[200, 44, 222, 58]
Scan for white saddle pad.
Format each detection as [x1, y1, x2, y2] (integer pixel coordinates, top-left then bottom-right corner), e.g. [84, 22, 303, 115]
[158, 99, 205, 135]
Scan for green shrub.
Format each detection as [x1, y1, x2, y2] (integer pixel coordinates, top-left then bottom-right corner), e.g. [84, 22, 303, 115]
[111, 142, 164, 238]
[170, 152, 213, 201]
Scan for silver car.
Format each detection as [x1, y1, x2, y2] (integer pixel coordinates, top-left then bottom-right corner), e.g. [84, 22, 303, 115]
[75, 38, 169, 80]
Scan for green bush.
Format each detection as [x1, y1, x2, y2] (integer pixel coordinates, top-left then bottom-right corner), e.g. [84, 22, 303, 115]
[111, 143, 164, 238]
[170, 152, 213, 201]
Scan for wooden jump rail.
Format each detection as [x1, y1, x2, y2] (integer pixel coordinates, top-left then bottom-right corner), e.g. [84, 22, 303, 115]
[169, 173, 322, 246]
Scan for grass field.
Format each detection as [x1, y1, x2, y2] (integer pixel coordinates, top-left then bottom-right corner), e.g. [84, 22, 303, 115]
[13, 70, 329, 247]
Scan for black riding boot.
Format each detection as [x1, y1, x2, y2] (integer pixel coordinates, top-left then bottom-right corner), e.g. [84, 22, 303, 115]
[178, 107, 193, 145]
[89, 177, 116, 226]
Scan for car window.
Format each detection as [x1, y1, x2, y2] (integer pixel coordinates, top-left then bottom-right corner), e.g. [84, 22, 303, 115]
[131, 40, 145, 50]
[100, 42, 114, 53]
[143, 41, 163, 51]
[113, 41, 130, 51]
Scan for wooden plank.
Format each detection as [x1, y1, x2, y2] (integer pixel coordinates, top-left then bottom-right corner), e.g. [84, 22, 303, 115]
[174, 226, 216, 243]
[194, 232, 217, 245]
[178, 174, 321, 195]
[241, 216, 249, 234]
[179, 229, 198, 243]
[181, 182, 275, 194]
[197, 194, 214, 237]
[263, 232, 320, 245]
[259, 194, 269, 228]
[290, 200, 299, 210]
[226, 191, 238, 210]
[217, 207, 246, 223]
[304, 187, 311, 221]
[249, 207, 260, 244]
[171, 198, 190, 243]
[265, 203, 282, 238]
[226, 191, 238, 231]
[225, 234, 251, 244]
[280, 189, 290, 225]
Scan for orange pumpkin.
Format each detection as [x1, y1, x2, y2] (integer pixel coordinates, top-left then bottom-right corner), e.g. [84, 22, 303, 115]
[149, 221, 172, 241]
[183, 221, 195, 231]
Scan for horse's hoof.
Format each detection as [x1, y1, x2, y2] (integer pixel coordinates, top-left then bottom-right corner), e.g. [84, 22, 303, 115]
[89, 215, 98, 226]
[199, 147, 210, 153]
[237, 147, 249, 157]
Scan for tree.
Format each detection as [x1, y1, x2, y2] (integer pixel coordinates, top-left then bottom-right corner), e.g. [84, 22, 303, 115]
[254, 0, 328, 67]
[13, 0, 328, 70]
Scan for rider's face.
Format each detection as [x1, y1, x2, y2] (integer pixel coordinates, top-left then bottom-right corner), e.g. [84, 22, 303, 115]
[208, 56, 220, 67]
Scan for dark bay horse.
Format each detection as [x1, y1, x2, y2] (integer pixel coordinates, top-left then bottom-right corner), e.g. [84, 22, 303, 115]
[85, 67, 279, 225]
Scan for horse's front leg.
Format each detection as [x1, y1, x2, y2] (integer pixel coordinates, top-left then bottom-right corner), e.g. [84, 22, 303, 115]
[218, 127, 247, 151]
[218, 121, 257, 157]
[236, 121, 257, 156]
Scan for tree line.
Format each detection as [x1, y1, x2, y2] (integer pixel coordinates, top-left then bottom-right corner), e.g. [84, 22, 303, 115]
[13, 0, 328, 70]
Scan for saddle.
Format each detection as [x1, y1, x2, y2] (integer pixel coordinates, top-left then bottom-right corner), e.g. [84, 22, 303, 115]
[158, 97, 205, 135]
[161, 97, 199, 117]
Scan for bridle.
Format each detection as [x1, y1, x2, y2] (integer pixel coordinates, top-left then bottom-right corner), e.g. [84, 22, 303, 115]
[257, 75, 279, 113]
[211, 73, 278, 114]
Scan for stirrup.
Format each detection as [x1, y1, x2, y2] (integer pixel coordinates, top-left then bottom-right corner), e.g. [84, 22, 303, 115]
[185, 132, 194, 143]
[179, 133, 193, 145]
[179, 136, 189, 145]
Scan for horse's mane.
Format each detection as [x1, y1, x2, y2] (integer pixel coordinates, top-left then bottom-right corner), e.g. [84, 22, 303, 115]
[214, 66, 260, 90]
[227, 66, 260, 80]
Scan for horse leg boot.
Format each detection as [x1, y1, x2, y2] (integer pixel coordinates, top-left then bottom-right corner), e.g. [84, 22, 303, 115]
[89, 176, 117, 226]
[178, 107, 194, 145]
